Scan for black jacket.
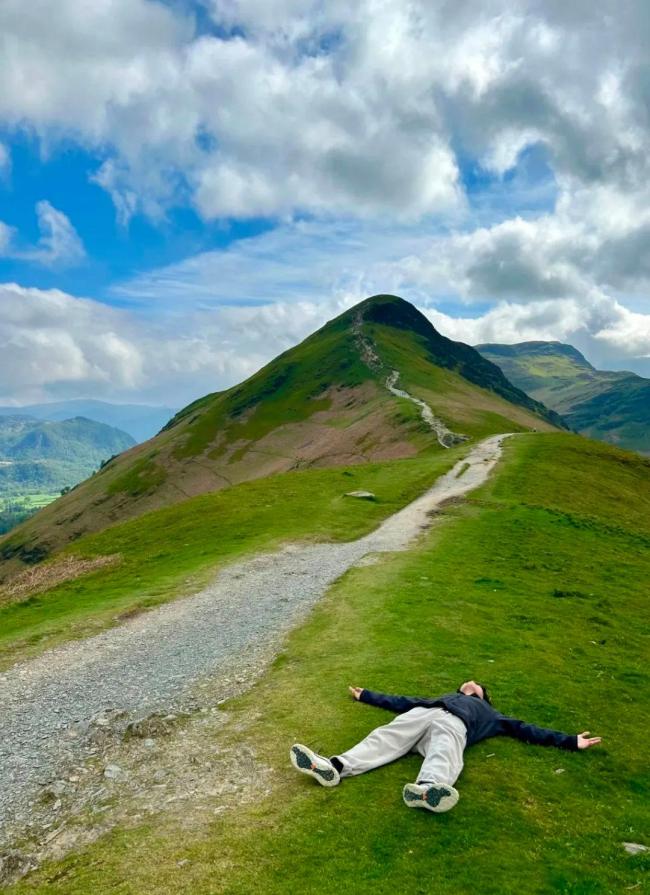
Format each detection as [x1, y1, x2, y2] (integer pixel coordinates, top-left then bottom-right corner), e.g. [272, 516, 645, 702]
[359, 689, 578, 751]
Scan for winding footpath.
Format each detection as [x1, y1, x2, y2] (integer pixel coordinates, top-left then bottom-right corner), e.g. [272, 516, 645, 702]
[0, 434, 510, 838]
[384, 370, 467, 449]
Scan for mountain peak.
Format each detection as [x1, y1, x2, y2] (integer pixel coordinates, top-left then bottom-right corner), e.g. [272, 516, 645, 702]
[354, 294, 434, 338]
[1, 294, 562, 579]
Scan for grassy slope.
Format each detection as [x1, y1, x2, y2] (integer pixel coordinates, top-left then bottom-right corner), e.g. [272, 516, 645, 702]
[478, 343, 650, 454]
[1, 296, 560, 581]
[476, 344, 602, 414]
[0, 447, 465, 668]
[13, 434, 650, 894]
[372, 324, 559, 437]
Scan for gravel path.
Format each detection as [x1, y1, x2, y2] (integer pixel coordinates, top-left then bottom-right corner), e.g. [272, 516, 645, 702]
[0, 434, 510, 838]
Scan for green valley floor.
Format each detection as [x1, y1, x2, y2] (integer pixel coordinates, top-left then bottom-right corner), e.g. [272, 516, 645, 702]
[7, 434, 650, 894]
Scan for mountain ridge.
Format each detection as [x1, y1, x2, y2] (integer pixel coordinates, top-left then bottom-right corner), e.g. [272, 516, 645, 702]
[477, 340, 595, 369]
[477, 340, 650, 454]
[0, 294, 562, 579]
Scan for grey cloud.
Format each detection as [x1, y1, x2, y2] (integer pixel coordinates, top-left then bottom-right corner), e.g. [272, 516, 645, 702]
[2, 0, 650, 234]
[1, 0, 650, 378]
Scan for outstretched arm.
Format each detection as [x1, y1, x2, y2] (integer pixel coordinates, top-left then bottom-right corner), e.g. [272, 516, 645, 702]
[498, 716, 601, 751]
[348, 685, 424, 714]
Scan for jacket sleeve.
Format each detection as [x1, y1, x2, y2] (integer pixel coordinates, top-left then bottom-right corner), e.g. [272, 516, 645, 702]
[358, 689, 424, 714]
[496, 715, 578, 751]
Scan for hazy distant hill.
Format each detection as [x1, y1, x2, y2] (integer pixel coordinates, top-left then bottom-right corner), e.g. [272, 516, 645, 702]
[0, 415, 135, 495]
[0, 400, 177, 443]
[477, 341, 650, 454]
[0, 294, 563, 577]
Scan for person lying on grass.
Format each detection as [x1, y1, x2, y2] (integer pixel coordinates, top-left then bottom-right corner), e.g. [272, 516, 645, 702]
[290, 680, 601, 813]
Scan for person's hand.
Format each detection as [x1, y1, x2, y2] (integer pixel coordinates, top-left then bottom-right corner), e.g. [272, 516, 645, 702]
[349, 686, 364, 701]
[577, 731, 602, 749]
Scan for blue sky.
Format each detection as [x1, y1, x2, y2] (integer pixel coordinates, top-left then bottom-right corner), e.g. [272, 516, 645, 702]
[0, 130, 275, 299]
[0, 0, 649, 406]
[0, 132, 557, 306]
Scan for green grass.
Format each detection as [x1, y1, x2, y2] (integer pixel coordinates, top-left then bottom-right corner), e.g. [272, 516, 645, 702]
[0, 447, 464, 667]
[0, 493, 58, 510]
[370, 323, 553, 438]
[0, 493, 59, 536]
[12, 433, 650, 894]
[478, 343, 650, 454]
[105, 455, 167, 497]
[173, 313, 368, 461]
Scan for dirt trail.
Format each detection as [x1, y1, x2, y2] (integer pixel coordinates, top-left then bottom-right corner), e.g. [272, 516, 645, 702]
[384, 370, 467, 449]
[350, 308, 466, 449]
[0, 434, 511, 846]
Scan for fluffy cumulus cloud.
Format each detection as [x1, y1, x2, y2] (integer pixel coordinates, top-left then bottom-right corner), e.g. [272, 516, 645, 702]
[114, 217, 650, 377]
[2, 0, 648, 223]
[425, 297, 650, 371]
[5, 268, 647, 411]
[0, 282, 343, 405]
[1, 0, 650, 393]
[0, 285, 143, 402]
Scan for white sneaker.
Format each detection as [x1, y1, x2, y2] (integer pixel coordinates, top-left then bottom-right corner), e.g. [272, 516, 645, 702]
[290, 744, 340, 787]
[402, 781, 459, 813]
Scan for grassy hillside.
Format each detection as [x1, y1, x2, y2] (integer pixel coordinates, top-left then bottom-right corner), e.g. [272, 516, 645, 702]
[478, 341, 650, 454]
[11, 433, 650, 894]
[0, 446, 465, 668]
[0, 416, 135, 494]
[0, 295, 559, 581]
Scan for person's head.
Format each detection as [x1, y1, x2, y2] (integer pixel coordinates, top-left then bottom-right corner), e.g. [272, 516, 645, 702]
[457, 680, 492, 705]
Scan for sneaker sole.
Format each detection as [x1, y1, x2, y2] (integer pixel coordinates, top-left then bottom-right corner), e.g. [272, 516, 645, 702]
[290, 744, 339, 787]
[403, 783, 459, 813]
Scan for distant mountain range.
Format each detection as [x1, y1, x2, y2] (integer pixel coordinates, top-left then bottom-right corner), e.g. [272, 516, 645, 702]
[477, 341, 650, 454]
[0, 294, 563, 576]
[0, 400, 177, 443]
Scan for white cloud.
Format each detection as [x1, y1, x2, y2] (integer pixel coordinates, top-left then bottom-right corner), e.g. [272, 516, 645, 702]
[3, 262, 650, 409]
[115, 217, 650, 380]
[19, 201, 86, 267]
[2, 1, 650, 392]
[0, 201, 86, 267]
[424, 295, 650, 373]
[0, 281, 330, 405]
[114, 217, 434, 307]
[1, 2, 649, 296]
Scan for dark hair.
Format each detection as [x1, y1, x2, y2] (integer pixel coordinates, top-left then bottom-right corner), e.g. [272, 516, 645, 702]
[476, 682, 492, 705]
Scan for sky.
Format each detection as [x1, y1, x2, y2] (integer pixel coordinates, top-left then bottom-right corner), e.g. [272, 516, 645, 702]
[1, 0, 650, 407]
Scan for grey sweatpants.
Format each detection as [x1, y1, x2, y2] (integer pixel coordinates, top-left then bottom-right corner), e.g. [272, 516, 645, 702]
[336, 707, 467, 786]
